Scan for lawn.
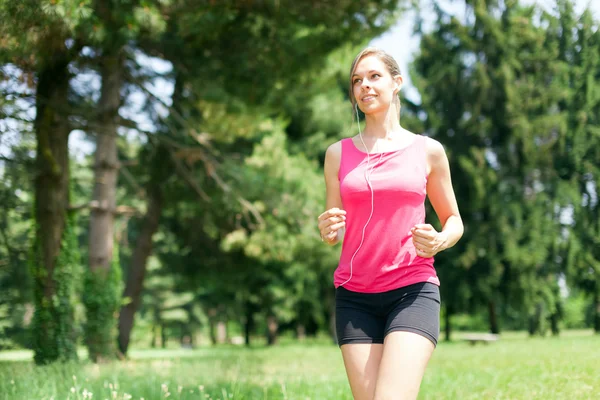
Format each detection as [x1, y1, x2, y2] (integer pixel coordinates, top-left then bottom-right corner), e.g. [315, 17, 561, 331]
[0, 331, 598, 400]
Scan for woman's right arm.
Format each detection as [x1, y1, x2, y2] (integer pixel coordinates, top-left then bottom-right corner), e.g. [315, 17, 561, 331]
[318, 141, 346, 246]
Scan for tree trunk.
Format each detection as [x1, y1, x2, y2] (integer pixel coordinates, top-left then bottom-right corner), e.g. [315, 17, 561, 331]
[32, 52, 77, 364]
[85, 50, 124, 362]
[550, 312, 560, 336]
[161, 324, 167, 348]
[244, 302, 254, 346]
[208, 308, 217, 345]
[528, 303, 544, 336]
[151, 325, 157, 348]
[117, 59, 180, 354]
[327, 289, 337, 344]
[266, 315, 278, 346]
[89, 52, 121, 275]
[594, 287, 600, 334]
[444, 304, 453, 342]
[118, 186, 163, 355]
[488, 300, 499, 334]
[217, 321, 227, 344]
[528, 315, 536, 336]
[296, 324, 306, 341]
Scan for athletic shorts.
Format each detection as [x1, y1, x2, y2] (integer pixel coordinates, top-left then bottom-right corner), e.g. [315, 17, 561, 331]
[335, 281, 441, 347]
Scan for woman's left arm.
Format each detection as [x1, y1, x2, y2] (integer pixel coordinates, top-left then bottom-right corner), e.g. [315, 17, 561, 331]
[411, 137, 464, 257]
[426, 137, 463, 251]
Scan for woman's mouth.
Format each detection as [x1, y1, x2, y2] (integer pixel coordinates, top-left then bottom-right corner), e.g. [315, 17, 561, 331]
[362, 95, 377, 103]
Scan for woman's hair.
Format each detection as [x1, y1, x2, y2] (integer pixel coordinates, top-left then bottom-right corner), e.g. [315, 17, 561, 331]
[348, 47, 402, 116]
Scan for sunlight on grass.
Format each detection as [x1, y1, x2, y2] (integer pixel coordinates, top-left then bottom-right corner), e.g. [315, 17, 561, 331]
[0, 332, 598, 399]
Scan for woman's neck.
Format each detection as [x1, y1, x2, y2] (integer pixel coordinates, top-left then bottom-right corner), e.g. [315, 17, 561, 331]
[361, 118, 403, 139]
[361, 104, 402, 139]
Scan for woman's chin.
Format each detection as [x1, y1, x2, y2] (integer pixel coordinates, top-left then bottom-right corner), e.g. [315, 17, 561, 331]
[360, 103, 387, 115]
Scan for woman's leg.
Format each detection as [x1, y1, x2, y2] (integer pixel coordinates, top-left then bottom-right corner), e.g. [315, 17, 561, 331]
[374, 282, 441, 400]
[373, 331, 435, 400]
[335, 286, 386, 400]
[340, 343, 383, 400]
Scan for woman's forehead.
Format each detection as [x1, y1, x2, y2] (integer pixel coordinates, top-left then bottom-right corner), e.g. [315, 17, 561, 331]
[354, 55, 386, 75]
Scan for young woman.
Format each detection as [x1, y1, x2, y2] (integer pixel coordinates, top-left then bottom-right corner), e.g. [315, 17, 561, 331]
[317, 47, 463, 400]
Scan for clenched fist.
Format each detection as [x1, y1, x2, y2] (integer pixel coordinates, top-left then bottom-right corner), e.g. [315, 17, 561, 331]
[318, 208, 346, 244]
[410, 224, 447, 258]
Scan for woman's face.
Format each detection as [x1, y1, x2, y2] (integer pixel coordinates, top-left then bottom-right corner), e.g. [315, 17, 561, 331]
[352, 55, 400, 114]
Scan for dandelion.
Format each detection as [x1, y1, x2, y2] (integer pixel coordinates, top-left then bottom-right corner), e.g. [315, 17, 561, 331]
[124, 394, 132, 400]
[199, 385, 205, 391]
[71, 387, 76, 393]
[73, 375, 77, 382]
[178, 386, 183, 394]
[112, 390, 117, 399]
[161, 384, 168, 393]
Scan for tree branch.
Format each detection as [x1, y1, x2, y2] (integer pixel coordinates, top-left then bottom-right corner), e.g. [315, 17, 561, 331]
[128, 75, 265, 228]
[168, 150, 211, 202]
[120, 165, 146, 198]
[68, 201, 141, 216]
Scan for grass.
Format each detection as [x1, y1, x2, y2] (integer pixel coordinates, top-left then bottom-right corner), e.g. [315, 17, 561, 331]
[0, 330, 598, 400]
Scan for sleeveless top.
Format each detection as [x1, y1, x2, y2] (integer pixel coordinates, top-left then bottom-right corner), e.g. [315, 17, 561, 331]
[334, 134, 440, 293]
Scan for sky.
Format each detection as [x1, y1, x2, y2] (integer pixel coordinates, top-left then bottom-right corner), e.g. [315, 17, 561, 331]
[1, 0, 599, 161]
[371, 0, 600, 103]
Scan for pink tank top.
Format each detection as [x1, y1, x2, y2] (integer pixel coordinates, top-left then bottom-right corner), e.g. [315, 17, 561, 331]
[334, 134, 440, 293]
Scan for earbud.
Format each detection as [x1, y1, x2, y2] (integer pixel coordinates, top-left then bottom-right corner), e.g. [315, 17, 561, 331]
[340, 106, 383, 288]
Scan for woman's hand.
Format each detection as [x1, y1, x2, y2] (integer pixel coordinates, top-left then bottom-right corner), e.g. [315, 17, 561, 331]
[410, 224, 448, 258]
[318, 208, 346, 245]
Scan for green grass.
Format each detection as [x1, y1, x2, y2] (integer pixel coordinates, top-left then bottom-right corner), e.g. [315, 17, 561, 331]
[0, 331, 598, 400]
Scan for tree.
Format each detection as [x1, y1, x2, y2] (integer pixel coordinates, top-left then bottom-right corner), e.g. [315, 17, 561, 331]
[412, 0, 579, 338]
[116, 0, 406, 353]
[554, 2, 600, 334]
[0, 0, 93, 363]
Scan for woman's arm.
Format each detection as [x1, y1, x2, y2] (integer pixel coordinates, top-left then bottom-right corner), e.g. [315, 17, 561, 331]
[412, 137, 463, 257]
[426, 137, 463, 250]
[318, 141, 346, 246]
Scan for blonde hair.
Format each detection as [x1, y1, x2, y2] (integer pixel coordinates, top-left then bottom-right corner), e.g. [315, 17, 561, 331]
[348, 47, 402, 117]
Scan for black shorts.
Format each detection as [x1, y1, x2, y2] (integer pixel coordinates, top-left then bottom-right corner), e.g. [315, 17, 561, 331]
[335, 281, 441, 347]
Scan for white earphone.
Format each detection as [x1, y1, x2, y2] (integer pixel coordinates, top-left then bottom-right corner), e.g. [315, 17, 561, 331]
[339, 103, 383, 287]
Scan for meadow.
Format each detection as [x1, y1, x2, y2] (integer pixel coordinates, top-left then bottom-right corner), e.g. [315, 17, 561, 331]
[0, 331, 598, 400]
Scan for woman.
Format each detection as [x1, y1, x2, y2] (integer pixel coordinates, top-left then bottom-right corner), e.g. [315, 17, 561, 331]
[317, 47, 463, 400]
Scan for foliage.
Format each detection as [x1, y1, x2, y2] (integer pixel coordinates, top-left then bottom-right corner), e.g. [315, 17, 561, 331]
[412, 0, 600, 336]
[29, 214, 80, 364]
[82, 244, 123, 361]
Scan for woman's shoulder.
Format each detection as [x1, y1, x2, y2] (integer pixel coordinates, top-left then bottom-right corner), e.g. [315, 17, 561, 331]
[418, 134, 448, 168]
[421, 135, 445, 154]
[325, 139, 346, 159]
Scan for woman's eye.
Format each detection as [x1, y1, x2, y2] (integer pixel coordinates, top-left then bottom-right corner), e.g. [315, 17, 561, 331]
[372, 74, 380, 79]
[354, 79, 361, 84]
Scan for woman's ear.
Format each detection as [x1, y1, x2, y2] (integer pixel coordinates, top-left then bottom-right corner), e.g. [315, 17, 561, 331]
[394, 75, 404, 93]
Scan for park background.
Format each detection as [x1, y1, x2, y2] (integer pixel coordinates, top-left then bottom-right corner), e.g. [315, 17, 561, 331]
[1, 0, 599, 399]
